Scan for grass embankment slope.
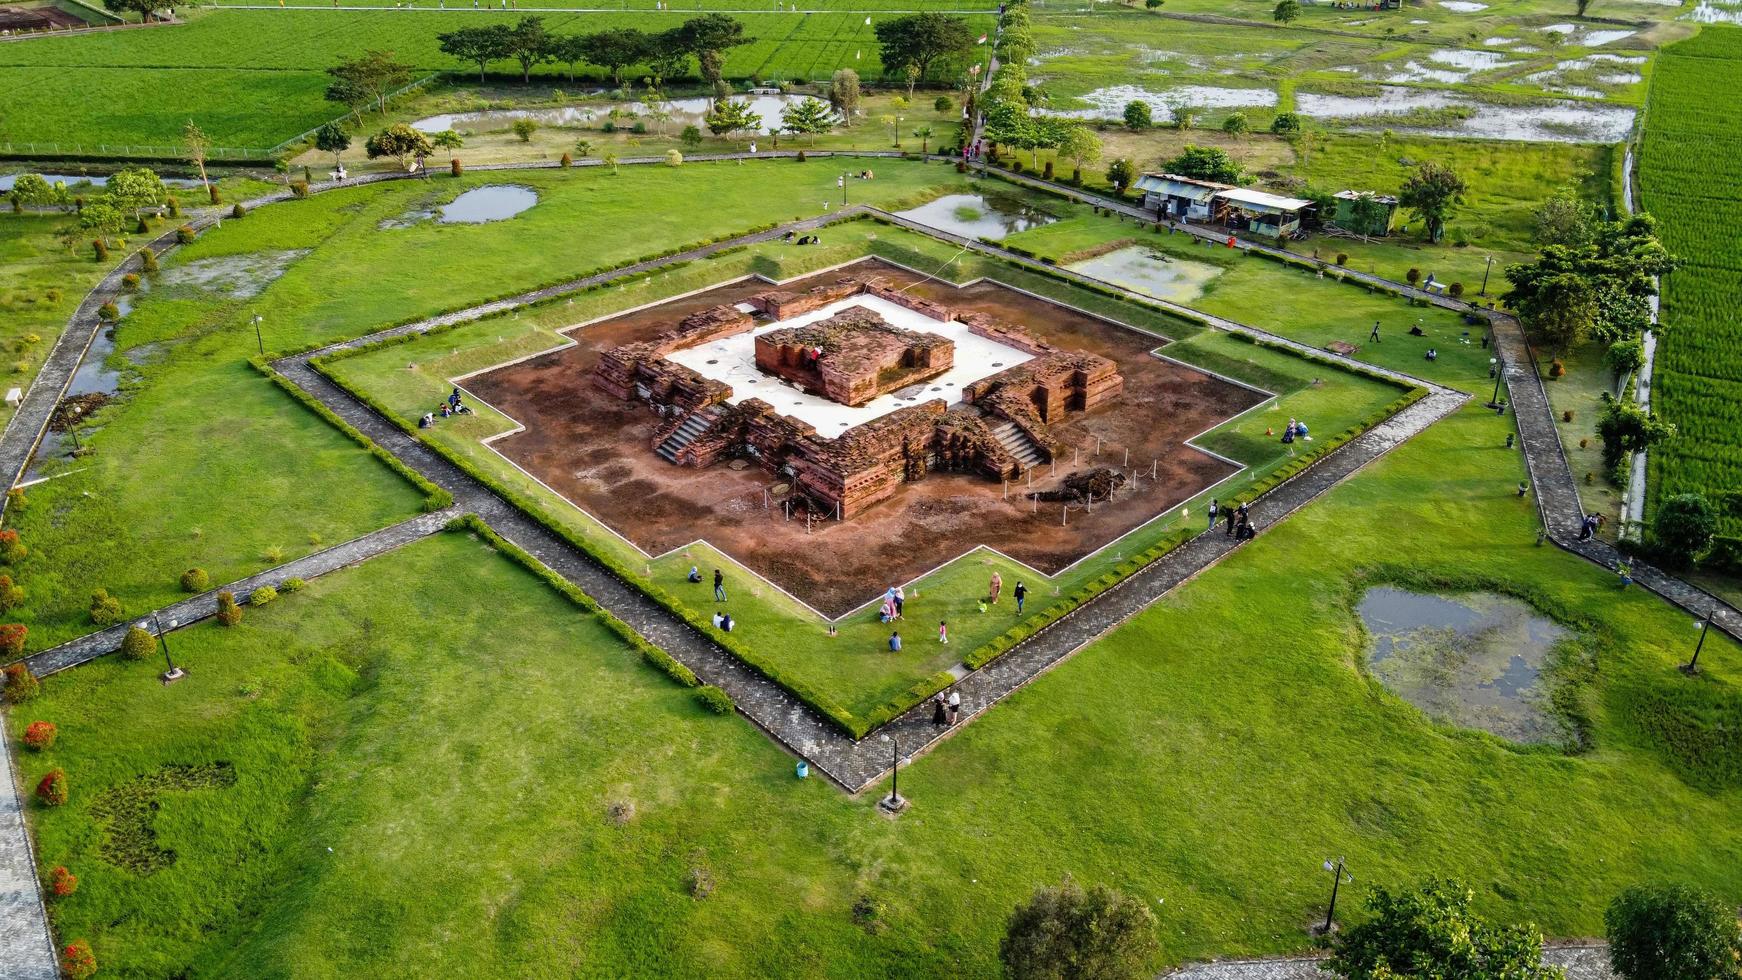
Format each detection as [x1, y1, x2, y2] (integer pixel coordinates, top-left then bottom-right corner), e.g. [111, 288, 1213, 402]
[1638, 27, 1742, 538]
[16, 377, 1742, 976]
[0, 161, 958, 651]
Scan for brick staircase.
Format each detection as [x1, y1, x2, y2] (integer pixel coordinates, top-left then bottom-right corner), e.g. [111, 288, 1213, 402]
[655, 407, 722, 463]
[989, 418, 1044, 471]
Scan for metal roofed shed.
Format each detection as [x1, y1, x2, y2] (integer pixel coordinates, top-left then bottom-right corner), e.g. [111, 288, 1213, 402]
[1331, 190, 1401, 237]
[1212, 188, 1314, 239]
[1136, 173, 1236, 222]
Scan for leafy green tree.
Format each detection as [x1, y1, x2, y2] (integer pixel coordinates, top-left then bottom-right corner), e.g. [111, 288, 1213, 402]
[874, 12, 975, 84]
[578, 28, 650, 85]
[550, 33, 591, 82]
[1106, 157, 1136, 192]
[1653, 495, 1717, 565]
[1532, 186, 1595, 248]
[1605, 883, 1742, 980]
[364, 124, 434, 169]
[324, 75, 371, 125]
[327, 49, 412, 115]
[574, 138, 593, 159]
[601, 149, 620, 175]
[1506, 216, 1673, 349]
[704, 99, 762, 146]
[437, 24, 513, 82]
[1595, 393, 1675, 471]
[99, 0, 157, 19]
[1344, 192, 1390, 238]
[1222, 111, 1249, 137]
[107, 166, 165, 218]
[781, 97, 834, 144]
[1326, 880, 1563, 980]
[1146, 0, 1163, 8]
[830, 68, 863, 127]
[1000, 876, 1159, 980]
[1274, 0, 1301, 22]
[1122, 99, 1152, 131]
[182, 120, 212, 192]
[679, 14, 749, 88]
[1055, 124, 1102, 181]
[78, 201, 127, 238]
[1398, 160, 1467, 243]
[1270, 111, 1302, 135]
[1604, 337, 1644, 376]
[511, 118, 539, 143]
[431, 129, 463, 160]
[8, 174, 54, 210]
[1165, 144, 1242, 183]
[314, 123, 351, 169]
[934, 94, 953, 113]
[648, 28, 693, 81]
[506, 17, 552, 84]
[680, 125, 703, 149]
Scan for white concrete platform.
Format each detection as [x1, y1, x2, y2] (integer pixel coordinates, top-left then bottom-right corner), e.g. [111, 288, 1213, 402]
[665, 294, 1033, 432]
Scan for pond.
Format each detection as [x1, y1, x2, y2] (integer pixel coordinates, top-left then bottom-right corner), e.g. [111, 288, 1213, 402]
[437, 185, 538, 224]
[1047, 83, 1278, 121]
[1294, 85, 1635, 143]
[411, 93, 818, 134]
[1358, 587, 1572, 744]
[893, 193, 1056, 241]
[1066, 246, 1223, 304]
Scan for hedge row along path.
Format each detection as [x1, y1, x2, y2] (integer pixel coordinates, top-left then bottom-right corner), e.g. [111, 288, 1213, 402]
[0, 155, 1725, 980]
[1166, 944, 1614, 980]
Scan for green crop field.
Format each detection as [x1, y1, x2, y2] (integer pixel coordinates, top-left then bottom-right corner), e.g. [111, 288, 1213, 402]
[1638, 26, 1742, 538]
[0, 7, 992, 154]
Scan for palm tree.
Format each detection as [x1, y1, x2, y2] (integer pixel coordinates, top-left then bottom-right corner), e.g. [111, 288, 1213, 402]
[602, 150, 620, 175]
[913, 126, 934, 155]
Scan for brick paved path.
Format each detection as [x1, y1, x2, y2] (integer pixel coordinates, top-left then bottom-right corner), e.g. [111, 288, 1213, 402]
[1166, 944, 1612, 980]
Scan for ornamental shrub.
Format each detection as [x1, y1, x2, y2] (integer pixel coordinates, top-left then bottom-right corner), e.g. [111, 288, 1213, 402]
[1336, 253, 1348, 265]
[1549, 358, 1566, 378]
[281, 577, 307, 593]
[1605, 884, 1742, 980]
[0, 529, 26, 563]
[48, 865, 77, 898]
[696, 684, 733, 714]
[35, 769, 66, 806]
[1406, 267, 1422, 285]
[1449, 281, 1464, 298]
[4, 663, 39, 703]
[0, 575, 22, 612]
[135, 216, 150, 234]
[1043, 160, 1054, 180]
[208, 184, 221, 204]
[451, 158, 463, 177]
[121, 272, 140, 291]
[91, 239, 108, 262]
[141, 249, 159, 273]
[60, 939, 95, 980]
[1563, 409, 1575, 423]
[290, 180, 309, 199]
[560, 152, 572, 167]
[165, 196, 180, 217]
[98, 301, 119, 322]
[795, 150, 806, 162]
[0, 624, 25, 659]
[89, 588, 121, 626]
[120, 625, 156, 661]
[181, 567, 210, 592]
[176, 225, 195, 244]
[23, 721, 55, 752]
[231, 203, 246, 219]
[250, 585, 278, 606]
[216, 591, 242, 626]
[935, 95, 953, 112]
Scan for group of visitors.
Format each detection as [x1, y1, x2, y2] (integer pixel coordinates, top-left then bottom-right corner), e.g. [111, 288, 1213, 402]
[985, 572, 1027, 613]
[1578, 513, 1606, 541]
[930, 689, 963, 726]
[1222, 500, 1255, 540]
[781, 231, 822, 245]
[419, 387, 474, 428]
[691, 566, 736, 631]
[880, 585, 907, 623]
[1281, 418, 1311, 444]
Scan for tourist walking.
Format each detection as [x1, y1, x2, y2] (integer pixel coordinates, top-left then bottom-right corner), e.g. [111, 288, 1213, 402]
[947, 689, 961, 725]
[989, 571, 1003, 604]
[1370, 321, 1381, 343]
[932, 692, 948, 726]
[713, 569, 726, 602]
[894, 586, 905, 619]
[1207, 498, 1218, 529]
[1224, 505, 1237, 536]
[938, 620, 948, 644]
[1013, 581, 1027, 614]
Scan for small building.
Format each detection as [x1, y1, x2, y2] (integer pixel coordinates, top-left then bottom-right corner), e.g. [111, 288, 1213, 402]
[1213, 188, 1314, 239]
[1135, 173, 1234, 222]
[1331, 190, 1400, 237]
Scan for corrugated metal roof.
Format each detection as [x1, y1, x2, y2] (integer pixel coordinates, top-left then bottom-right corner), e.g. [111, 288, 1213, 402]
[1215, 188, 1313, 212]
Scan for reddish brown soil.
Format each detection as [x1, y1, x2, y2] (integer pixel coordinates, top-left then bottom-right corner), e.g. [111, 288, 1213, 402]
[464, 259, 1262, 616]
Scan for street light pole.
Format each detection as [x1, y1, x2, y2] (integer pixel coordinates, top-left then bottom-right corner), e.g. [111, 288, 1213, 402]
[839, 174, 847, 206]
[1318, 857, 1351, 935]
[1685, 607, 1714, 674]
[1488, 355, 1504, 408]
[1480, 255, 1495, 297]
[153, 613, 184, 682]
[252, 314, 265, 356]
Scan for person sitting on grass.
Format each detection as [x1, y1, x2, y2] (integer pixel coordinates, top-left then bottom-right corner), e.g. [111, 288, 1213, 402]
[888, 630, 902, 652]
[687, 565, 702, 583]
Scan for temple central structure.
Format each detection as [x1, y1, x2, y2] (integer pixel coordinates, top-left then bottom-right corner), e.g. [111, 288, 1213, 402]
[592, 274, 1124, 519]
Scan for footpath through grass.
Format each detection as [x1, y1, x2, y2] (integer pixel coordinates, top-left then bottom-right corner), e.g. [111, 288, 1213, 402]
[0, 161, 960, 652]
[16, 379, 1742, 977]
[0, 216, 123, 429]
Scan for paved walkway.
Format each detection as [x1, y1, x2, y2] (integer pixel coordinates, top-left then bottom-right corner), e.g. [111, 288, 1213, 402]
[1166, 944, 1612, 980]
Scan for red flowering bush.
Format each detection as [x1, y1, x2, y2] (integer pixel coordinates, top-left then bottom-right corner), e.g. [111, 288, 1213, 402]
[0, 574, 23, 612]
[22, 721, 55, 752]
[0, 623, 26, 659]
[60, 939, 96, 980]
[35, 768, 66, 806]
[4, 662, 39, 703]
[0, 529, 26, 564]
[48, 865, 77, 898]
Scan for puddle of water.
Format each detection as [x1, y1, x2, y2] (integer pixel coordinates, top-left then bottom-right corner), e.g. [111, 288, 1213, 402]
[1386, 61, 1468, 84]
[1066, 246, 1223, 303]
[1430, 49, 1517, 70]
[894, 193, 1056, 240]
[1483, 35, 1515, 45]
[1439, 0, 1488, 10]
[155, 249, 308, 301]
[1582, 29, 1638, 45]
[412, 94, 815, 134]
[1358, 587, 1570, 744]
[0, 172, 203, 191]
[1050, 83, 1278, 120]
[1687, 0, 1742, 22]
[435, 185, 539, 224]
[1295, 85, 1634, 143]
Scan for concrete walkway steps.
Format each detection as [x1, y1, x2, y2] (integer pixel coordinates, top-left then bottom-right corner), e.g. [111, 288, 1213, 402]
[990, 419, 1044, 470]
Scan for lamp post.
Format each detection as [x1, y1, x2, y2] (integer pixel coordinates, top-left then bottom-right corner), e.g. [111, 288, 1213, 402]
[1480, 254, 1495, 297]
[1315, 856, 1352, 935]
[878, 734, 907, 813]
[251, 314, 265, 356]
[64, 402, 83, 455]
[839, 174, 847, 206]
[1488, 355, 1504, 409]
[152, 613, 185, 683]
[1684, 606, 1715, 674]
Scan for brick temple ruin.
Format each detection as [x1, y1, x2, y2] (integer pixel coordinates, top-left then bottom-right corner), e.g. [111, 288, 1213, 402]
[592, 274, 1124, 519]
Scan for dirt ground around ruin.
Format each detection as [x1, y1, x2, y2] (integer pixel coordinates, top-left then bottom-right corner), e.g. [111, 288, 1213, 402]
[463, 259, 1264, 617]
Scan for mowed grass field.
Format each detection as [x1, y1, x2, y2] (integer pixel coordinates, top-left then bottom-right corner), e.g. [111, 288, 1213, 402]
[15, 389, 1742, 977]
[1638, 26, 1742, 538]
[0, 6, 993, 152]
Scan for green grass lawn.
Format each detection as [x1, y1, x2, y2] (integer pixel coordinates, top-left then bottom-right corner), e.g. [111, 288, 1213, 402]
[0, 215, 124, 429]
[0, 162, 967, 653]
[320, 215, 1405, 725]
[16, 380, 1742, 977]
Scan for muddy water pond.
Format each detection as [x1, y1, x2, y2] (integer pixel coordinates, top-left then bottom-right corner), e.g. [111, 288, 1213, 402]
[411, 94, 818, 134]
[894, 193, 1056, 240]
[1066, 246, 1223, 304]
[439, 185, 538, 223]
[1295, 85, 1634, 143]
[1358, 587, 1573, 744]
